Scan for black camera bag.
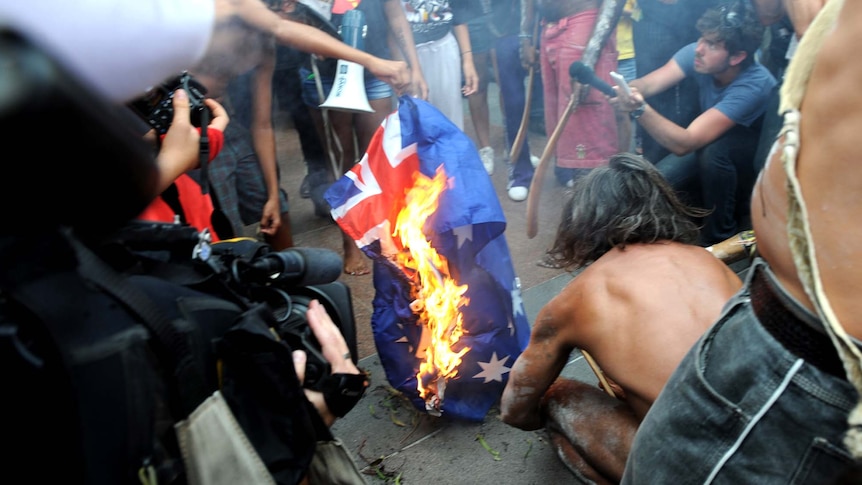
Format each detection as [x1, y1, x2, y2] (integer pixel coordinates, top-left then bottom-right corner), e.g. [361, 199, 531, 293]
[1, 228, 329, 484]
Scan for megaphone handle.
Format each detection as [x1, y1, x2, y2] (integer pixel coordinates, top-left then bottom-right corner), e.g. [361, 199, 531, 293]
[340, 9, 366, 50]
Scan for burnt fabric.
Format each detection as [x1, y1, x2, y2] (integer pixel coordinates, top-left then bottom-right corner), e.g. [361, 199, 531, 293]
[324, 96, 531, 421]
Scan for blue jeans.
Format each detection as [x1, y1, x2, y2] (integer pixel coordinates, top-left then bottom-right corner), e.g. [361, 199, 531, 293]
[616, 57, 637, 82]
[623, 258, 856, 484]
[655, 122, 760, 245]
[495, 33, 535, 189]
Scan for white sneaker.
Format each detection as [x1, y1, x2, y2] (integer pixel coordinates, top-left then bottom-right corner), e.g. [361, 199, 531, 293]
[530, 155, 540, 169]
[479, 146, 495, 175]
[508, 186, 528, 201]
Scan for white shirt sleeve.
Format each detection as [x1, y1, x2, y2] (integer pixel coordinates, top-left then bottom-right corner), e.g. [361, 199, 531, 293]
[0, 0, 215, 102]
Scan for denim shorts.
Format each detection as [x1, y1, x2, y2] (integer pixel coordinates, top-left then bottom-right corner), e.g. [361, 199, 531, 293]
[299, 67, 393, 107]
[465, 15, 493, 54]
[623, 258, 857, 484]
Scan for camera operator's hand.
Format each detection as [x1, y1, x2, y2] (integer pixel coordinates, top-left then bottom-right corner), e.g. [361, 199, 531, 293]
[293, 299, 364, 427]
[155, 90, 229, 193]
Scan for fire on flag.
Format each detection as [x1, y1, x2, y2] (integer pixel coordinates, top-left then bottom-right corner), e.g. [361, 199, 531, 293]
[325, 96, 530, 421]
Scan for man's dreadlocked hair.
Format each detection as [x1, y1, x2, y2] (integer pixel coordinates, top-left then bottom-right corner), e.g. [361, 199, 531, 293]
[547, 153, 710, 270]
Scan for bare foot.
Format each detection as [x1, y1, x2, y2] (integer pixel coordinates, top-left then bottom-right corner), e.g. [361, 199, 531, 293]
[342, 232, 370, 276]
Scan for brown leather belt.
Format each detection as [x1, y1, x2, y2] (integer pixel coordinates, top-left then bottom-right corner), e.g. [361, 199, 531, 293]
[750, 265, 846, 379]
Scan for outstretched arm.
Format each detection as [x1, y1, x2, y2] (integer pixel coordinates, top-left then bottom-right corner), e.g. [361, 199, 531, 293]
[219, 0, 411, 93]
[614, 58, 731, 155]
[383, 0, 428, 99]
[501, 302, 574, 430]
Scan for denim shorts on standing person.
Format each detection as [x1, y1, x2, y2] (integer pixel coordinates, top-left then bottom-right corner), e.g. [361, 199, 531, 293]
[464, 13, 493, 81]
[299, 66, 393, 106]
[622, 258, 857, 484]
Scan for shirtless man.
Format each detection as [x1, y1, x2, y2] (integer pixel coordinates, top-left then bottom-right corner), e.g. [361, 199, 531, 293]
[623, 0, 862, 482]
[500, 153, 743, 483]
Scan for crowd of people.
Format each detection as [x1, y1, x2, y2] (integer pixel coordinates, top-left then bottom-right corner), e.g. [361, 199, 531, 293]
[5, 0, 862, 482]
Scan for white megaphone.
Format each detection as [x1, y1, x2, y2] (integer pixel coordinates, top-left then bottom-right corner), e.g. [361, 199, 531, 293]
[319, 9, 374, 113]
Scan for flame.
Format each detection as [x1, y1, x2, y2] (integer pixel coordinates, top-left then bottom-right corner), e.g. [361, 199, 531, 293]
[392, 168, 470, 411]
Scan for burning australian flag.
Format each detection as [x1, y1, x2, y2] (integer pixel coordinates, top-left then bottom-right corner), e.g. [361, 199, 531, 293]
[324, 96, 530, 421]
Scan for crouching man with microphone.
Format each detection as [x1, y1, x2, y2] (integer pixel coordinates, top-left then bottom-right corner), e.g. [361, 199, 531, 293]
[610, 1, 775, 247]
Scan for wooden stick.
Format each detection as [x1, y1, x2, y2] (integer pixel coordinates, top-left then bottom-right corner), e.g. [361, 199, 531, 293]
[525, 0, 626, 239]
[509, 19, 540, 164]
[526, 83, 582, 238]
[706, 230, 756, 265]
[582, 350, 616, 398]
[509, 65, 535, 164]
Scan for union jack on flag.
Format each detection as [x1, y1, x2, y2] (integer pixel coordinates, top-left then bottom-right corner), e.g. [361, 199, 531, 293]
[324, 96, 530, 421]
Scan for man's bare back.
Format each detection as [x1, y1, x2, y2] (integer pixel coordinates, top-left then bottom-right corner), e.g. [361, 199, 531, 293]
[557, 242, 741, 418]
[503, 242, 740, 482]
[501, 153, 744, 482]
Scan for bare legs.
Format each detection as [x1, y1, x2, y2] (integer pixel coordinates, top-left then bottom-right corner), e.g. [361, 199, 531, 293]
[468, 50, 492, 149]
[265, 211, 295, 250]
[542, 379, 640, 483]
[309, 95, 394, 275]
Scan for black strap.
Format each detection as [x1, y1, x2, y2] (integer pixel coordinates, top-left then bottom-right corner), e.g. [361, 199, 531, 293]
[67, 230, 208, 416]
[198, 107, 210, 195]
[195, 107, 235, 239]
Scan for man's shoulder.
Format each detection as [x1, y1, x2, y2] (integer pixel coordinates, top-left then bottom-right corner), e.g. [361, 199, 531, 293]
[740, 62, 778, 88]
[590, 243, 716, 281]
[724, 63, 777, 105]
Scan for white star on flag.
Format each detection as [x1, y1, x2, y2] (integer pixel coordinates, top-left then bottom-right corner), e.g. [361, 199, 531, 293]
[473, 352, 511, 383]
[452, 224, 473, 249]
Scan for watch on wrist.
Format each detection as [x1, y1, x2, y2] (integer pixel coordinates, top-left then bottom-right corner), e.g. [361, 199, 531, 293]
[630, 104, 646, 121]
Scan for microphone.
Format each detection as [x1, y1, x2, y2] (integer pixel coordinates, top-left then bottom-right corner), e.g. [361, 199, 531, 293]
[568, 61, 616, 97]
[239, 247, 344, 287]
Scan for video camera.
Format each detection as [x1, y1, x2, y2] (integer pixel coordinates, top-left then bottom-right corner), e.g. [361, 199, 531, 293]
[105, 220, 358, 390]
